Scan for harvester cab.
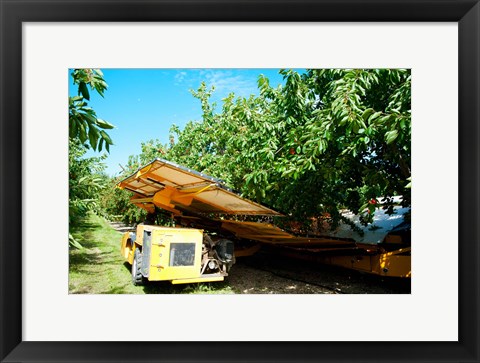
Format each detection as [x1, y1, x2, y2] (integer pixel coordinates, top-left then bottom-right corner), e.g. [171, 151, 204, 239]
[121, 224, 235, 285]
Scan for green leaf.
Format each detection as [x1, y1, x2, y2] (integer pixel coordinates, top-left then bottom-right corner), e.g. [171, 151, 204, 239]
[78, 122, 87, 143]
[96, 119, 114, 129]
[78, 82, 90, 100]
[385, 130, 399, 144]
[405, 177, 412, 189]
[88, 126, 99, 151]
[82, 112, 97, 125]
[100, 130, 113, 145]
[368, 111, 382, 124]
[69, 233, 83, 249]
[69, 118, 78, 138]
[352, 122, 359, 134]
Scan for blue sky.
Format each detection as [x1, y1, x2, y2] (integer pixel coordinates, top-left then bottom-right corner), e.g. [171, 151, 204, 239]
[69, 69, 302, 176]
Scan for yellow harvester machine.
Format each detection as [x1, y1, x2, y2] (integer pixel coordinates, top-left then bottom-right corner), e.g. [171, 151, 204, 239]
[118, 158, 411, 285]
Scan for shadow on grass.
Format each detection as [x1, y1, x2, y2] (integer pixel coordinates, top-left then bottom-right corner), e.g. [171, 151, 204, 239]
[106, 287, 131, 294]
[69, 252, 102, 271]
[69, 218, 121, 269]
[70, 220, 103, 249]
[143, 280, 232, 294]
[69, 240, 110, 273]
[70, 219, 102, 234]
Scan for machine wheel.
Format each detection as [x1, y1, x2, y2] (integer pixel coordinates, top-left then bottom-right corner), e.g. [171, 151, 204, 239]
[132, 248, 144, 286]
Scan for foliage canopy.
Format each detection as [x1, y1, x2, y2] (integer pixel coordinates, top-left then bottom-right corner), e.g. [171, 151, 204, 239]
[69, 69, 114, 152]
[69, 69, 114, 246]
[164, 69, 411, 226]
[101, 69, 411, 230]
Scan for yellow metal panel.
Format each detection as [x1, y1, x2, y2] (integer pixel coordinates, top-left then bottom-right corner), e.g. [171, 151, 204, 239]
[135, 164, 153, 179]
[174, 195, 193, 206]
[147, 228, 204, 282]
[151, 164, 206, 186]
[135, 225, 145, 246]
[120, 232, 136, 264]
[153, 189, 174, 208]
[117, 159, 280, 215]
[220, 220, 355, 247]
[317, 250, 411, 278]
[377, 254, 411, 277]
[194, 189, 278, 214]
[171, 275, 225, 284]
[170, 184, 214, 206]
[120, 232, 130, 260]
[127, 249, 134, 264]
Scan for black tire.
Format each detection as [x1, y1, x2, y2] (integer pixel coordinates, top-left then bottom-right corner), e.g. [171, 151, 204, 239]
[132, 248, 144, 286]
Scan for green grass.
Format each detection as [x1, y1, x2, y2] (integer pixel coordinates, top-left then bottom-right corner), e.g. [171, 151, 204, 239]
[69, 213, 235, 294]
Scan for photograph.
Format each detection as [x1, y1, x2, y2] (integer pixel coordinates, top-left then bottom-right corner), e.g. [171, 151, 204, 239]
[68, 68, 411, 294]
[2, 0, 479, 360]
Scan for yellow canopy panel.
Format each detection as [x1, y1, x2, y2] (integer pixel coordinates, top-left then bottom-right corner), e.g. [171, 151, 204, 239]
[117, 159, 281, 216]
[219, 220, 357, 248]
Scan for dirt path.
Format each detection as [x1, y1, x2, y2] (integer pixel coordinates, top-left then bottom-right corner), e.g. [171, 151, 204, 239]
[230, 252, 410, 294]
[109, 221, 135, 233]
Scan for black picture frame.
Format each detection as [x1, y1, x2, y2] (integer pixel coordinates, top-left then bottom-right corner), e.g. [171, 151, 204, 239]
[1, 1, 479, 362]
